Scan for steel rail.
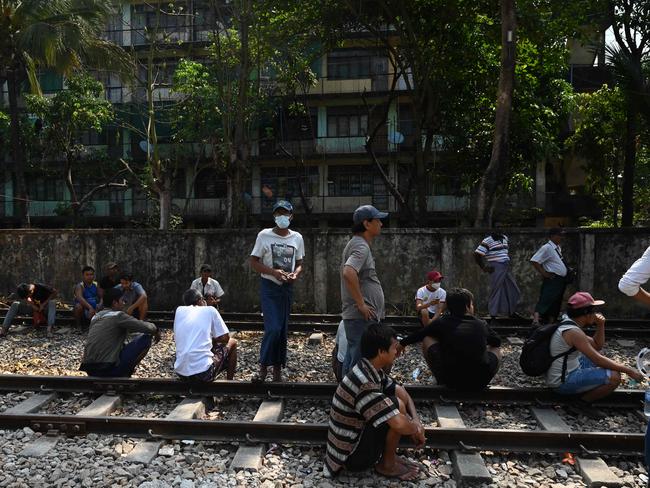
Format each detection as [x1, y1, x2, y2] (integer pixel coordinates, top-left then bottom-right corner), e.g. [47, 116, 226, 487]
[0, 375, 642, 407]
[0, 413, 642, 455]
[2, 316, 648, 337]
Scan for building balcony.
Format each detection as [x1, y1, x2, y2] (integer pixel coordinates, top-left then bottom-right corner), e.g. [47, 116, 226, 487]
[258, 136, 391, 158]
[567, 64, 612, 93]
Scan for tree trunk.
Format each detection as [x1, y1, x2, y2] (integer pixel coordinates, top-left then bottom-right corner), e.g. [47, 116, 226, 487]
[7, 69, 28, 225]
[621, 102, 637, 227]
[159, 183, 172, 231]
[473, 0, 516, 227]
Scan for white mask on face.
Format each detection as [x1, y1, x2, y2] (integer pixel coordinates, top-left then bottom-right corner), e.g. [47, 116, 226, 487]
[275, 215, 291, 229]
[430, 282, 441, 290]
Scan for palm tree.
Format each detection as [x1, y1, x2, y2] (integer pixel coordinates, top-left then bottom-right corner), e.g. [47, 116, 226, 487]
[0, 0, 132, 225]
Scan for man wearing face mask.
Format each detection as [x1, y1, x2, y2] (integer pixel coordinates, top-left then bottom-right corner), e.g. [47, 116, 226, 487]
[250, 200, 305, 382]
[415, 270, 446, 326]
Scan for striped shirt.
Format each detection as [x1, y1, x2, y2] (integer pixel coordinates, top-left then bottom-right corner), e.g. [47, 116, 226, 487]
[324, 358, 401, 477]
[475, 235, 510, 262]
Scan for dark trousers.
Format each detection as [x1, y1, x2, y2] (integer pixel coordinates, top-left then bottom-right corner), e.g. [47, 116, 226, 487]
[259, 278, 293, 367]
[84, 333, 152, 377]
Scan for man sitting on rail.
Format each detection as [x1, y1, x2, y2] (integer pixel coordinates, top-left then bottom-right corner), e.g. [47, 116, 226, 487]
[80, 288, 160, 377]
[324, 323, 425, 481]
[1, 282, 57, 338]
[397, 287, 502, 391]
[546, 292, 643, 402]
[173, 289, 237, 381]
[116, 272, 149, 320]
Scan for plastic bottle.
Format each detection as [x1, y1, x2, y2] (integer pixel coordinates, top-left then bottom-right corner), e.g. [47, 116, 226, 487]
[412, 367, 421, 380]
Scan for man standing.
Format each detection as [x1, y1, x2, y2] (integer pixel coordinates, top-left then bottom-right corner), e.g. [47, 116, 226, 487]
[531, 228, 569, 325]
[116, 272, 149, 320]
[414, 270, 446, 326]
[474, 231, 520, 318]
[324, 323, 424, 481]
[80, 288, 159, 377]
[341, 204, 388, 375]
[250, 200, 304, 382]
[1, 282, 57, 338]
[174, 289, 237, 381]
[74, 266, 99, 326]
[618, 245, 650, 471]
[190, 264, 225, 308]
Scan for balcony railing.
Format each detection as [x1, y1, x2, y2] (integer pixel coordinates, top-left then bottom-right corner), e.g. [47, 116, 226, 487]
[102, 24, 217, 47]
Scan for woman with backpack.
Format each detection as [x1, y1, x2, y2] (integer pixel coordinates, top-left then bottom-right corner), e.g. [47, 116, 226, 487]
[546, 292, 643, 402]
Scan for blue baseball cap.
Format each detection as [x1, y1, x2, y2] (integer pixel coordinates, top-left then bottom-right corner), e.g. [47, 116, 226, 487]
[353, 205, 388, 224]
[272, 200, 293, 213]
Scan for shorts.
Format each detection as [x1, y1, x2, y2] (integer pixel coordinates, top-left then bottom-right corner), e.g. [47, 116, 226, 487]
[554, 356, 611, 395]
[344, 384, 397, 471]
[178, 344, 229, 383]
[425, 343, 499, 390]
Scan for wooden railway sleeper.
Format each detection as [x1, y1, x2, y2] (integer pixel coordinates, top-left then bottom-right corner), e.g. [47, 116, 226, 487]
[30, 420, 85, 436]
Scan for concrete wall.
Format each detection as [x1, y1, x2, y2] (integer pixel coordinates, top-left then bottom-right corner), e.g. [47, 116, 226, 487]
[1, 228, 649, 318]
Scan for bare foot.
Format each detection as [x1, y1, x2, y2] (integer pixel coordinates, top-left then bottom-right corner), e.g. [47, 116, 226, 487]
[375, 461, 418, 481]
[396, 455, 420, 471]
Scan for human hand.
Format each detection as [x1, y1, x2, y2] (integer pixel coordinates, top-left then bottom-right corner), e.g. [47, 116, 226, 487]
[286, 272, 299, 282]
[628, 368, 644, 382]
[593, 313, 606, 327]
[411, 422, 426, 448]
[206, 296, 218, 306]
[126, 306, 135, 315]
[356, 302, 377, 321]
[272, 269, 289, 282]
[88, 309, 96, 319]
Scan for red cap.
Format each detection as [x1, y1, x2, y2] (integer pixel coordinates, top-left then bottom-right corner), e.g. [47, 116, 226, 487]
[567, 292, 605, 309]
[426, 270, 443, 282]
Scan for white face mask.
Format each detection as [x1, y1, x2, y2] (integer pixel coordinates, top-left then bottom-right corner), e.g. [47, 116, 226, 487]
[430, 282, 441, 290]
[275, 215, 291, 229]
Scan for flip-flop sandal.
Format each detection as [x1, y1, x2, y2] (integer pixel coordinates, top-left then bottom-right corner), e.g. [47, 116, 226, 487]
[375, 463, 418, 481]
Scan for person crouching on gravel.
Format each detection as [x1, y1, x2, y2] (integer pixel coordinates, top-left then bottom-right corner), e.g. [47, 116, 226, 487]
[397, 287, 502, 391]
[80, 288, 160, 377]
[324, 323, 425, 481]
[173, 289, 237, 381]
[546, 292, 643, 402]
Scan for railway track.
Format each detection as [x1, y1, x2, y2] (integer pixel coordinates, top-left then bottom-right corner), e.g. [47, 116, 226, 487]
[2, 310, 650, 336]
[0, 374, 644, 453]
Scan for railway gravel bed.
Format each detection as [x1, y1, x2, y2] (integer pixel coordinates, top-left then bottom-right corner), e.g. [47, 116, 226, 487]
[109, 394, 181, 419]
[282, 400, 330, 424]
[204, 397, 260, 421]
[0, 392, 33, 413]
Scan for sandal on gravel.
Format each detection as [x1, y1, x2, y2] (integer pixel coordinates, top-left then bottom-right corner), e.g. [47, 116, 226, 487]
[375, 463, 418, 481]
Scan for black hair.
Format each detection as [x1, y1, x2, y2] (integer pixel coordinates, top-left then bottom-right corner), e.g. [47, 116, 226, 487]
[103, 288, 122, 308]
[360, 323, 397, 359]
[445, 287, 474, 317]
[16, 283, 31, 299]
[490, 232, 505, 242]
[82, 265, 95, 274]
[567, 305, 594, 319]
[119, 272, 134, 281]
[351, 221, 367, 233]
[200, 264, 212, 273]
[183, 288, 203, 306]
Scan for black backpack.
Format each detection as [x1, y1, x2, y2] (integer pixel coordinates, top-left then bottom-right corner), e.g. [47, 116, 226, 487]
[519, 320, 576, 382]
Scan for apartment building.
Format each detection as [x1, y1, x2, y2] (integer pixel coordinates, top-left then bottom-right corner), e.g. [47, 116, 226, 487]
[0, 2, 609, 227]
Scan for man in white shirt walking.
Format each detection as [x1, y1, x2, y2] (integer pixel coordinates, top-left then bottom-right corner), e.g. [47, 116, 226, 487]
[190, 264, 225, 307]
[530, 228, 569, 325]
[174, 289, 237, 381]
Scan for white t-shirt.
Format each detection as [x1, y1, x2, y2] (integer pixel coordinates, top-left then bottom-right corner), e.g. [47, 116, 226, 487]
[619, 245, 650, 297]
[251, 228, 305, 285]
[546, 319, 581, 387]
[173, 305, 229, 377]
[190, 277, 225, 298]
[415, 285, 446, 315]
[530, 241, 567, 277]
[335, 320, 348, 363]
